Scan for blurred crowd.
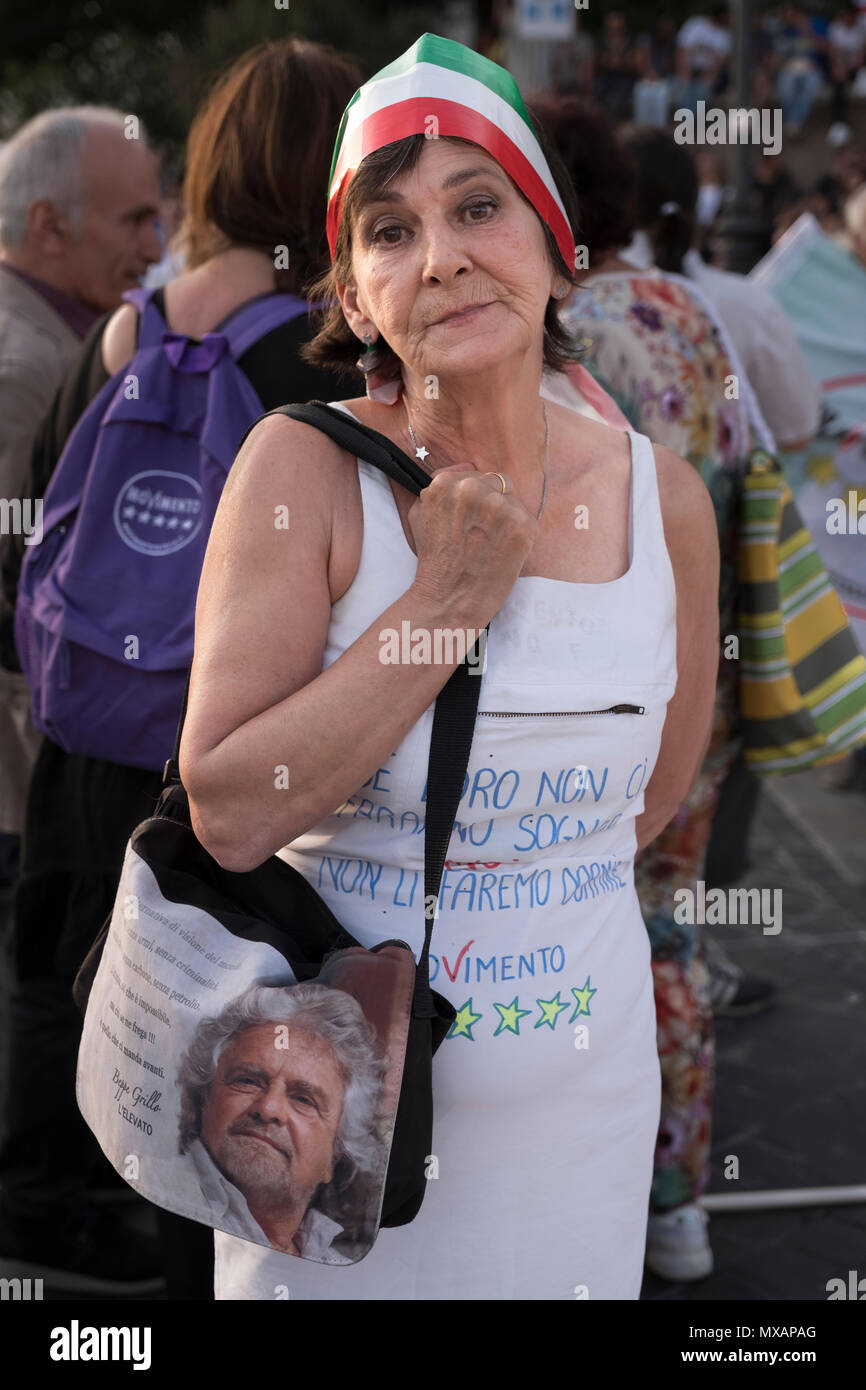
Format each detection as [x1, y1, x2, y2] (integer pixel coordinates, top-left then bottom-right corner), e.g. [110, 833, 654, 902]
[492, 3, 866, 254]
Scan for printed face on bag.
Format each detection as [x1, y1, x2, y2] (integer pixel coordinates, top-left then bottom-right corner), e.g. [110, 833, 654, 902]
[177, 982, 388, 1262]
[200, 1024, 344, 1250]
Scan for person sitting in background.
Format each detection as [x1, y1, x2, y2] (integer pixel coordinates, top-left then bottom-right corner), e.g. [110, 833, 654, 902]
[593, 10, 640, 123]
[0, 36, 360, 1300]
[773, 3, 829, 136]
[636, 14, 678, 84]
[0, 108, 161, 891]
[827, 4, 866, 142]
[551, 14, 595, 99]
[633, 15, 679, 127]
[675, 6, 732, 112]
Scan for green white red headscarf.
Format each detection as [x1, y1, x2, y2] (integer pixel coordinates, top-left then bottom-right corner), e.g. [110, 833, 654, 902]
[326, 32, 575, 270]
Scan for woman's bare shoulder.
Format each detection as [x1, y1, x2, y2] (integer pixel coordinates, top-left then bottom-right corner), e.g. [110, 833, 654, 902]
[101, 302, 138, 376]
[651, 443, 719, 574]
[227, 405, 361, 492]
[552, 402, 633, 475]
[221, 405, 365, 601]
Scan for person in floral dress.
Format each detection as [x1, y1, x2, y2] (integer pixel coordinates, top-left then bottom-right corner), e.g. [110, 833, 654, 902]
[534, 96, 753, 1282]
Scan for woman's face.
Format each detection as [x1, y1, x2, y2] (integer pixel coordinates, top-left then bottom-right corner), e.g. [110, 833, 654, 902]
[337, 140, 559, 385]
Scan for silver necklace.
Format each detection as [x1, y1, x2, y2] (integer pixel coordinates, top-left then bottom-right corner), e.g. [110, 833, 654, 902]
[404, 397, 551, 522]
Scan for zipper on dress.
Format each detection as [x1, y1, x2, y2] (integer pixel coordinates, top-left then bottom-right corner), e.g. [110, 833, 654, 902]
[478, 704, 645, 717]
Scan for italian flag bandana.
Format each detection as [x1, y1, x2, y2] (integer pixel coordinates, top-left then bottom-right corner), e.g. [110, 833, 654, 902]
[326, 32, 575, 270]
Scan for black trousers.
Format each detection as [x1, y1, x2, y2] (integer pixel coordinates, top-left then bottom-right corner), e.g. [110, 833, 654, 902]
[0, 736, 213, 1295]
[703, 750, 762, 889]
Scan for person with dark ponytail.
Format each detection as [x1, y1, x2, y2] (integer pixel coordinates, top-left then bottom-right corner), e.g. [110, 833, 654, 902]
[618, 126, 819, 455]
[619, 125, 699, 274]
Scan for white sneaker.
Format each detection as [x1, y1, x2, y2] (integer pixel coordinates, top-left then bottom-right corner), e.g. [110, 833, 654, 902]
[645, 1203, 714, 1281]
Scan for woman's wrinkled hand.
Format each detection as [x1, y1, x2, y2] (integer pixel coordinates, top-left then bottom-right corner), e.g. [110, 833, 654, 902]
[407, 464, 538, 629]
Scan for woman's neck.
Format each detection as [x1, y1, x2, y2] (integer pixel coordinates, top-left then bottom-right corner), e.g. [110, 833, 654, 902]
[573, 251, 637, 285]
[164, 247, 278, 337]
[396, 360, 551, 504]
[189, 245, 278, 293]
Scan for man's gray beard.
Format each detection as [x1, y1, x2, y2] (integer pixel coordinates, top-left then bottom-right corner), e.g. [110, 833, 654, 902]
[210, 1132, 304, 1209]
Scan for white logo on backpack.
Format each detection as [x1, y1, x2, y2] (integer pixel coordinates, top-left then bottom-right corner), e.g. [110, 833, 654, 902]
[113, 470, 203, 556]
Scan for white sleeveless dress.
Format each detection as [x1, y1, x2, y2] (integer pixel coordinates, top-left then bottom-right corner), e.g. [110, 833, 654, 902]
[214, 403, 678, 1301]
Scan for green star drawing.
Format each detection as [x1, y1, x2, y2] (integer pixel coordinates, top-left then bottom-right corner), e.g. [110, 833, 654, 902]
[493, 997, 532, 1037]
[448, 999, 482, 1041]
[569, 977, 597, 1022]
[534, 992, 568, 1030]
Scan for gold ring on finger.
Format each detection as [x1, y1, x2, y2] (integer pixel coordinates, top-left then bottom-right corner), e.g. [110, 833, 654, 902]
[484, 472, 509, 494]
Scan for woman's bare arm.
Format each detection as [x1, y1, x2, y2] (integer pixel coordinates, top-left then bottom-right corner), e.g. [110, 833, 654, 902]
[180, 414, 536, 872]
[635, 445, 720, 853]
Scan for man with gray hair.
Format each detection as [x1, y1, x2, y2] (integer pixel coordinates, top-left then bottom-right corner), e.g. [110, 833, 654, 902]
[0, 108, 160, 1295]
[178, 982, 388, 1263]
[0, 106, 160, 876]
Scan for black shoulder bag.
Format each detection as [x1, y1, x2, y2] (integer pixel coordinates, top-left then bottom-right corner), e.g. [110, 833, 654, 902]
[73, 402, 483, 1263]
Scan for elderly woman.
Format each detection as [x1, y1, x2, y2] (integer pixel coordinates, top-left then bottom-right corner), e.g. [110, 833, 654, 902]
[181, 33, 719, 1301]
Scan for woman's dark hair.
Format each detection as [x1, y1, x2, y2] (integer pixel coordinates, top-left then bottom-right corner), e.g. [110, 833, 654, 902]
[528, 95, 637, 264]
[301, 120, 583, 379]
[618, 124, 699, 274]
[178, 38, 362, 293]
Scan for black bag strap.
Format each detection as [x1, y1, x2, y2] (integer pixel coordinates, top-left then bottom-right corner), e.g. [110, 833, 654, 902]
[261, 400, 435, 495]
[414, 646, 483, 1014]
[164, 401, 483, 1004]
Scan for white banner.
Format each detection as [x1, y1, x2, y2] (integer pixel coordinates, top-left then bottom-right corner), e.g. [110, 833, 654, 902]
[514, 0, 576, 42]
[751, 214, 866, 654]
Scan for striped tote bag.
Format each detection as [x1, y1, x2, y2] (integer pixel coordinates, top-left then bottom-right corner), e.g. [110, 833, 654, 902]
[738, 450, 866, 775]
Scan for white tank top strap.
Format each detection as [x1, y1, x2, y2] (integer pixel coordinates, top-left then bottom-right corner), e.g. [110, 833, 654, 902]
[323, 405, 416, 658]
[324, 400, 401, 528]
[624, 428, 674, 598]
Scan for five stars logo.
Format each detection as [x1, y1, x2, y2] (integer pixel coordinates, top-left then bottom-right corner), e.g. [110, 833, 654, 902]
[534, 992, 569, 1030]
[569, 977, 597, 1021]
[492, 997, 532, 1037]
[448, 999, 483, 1041]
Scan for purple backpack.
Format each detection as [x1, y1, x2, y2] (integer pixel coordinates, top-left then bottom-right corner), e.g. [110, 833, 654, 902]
[16, 287, 313, 771]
